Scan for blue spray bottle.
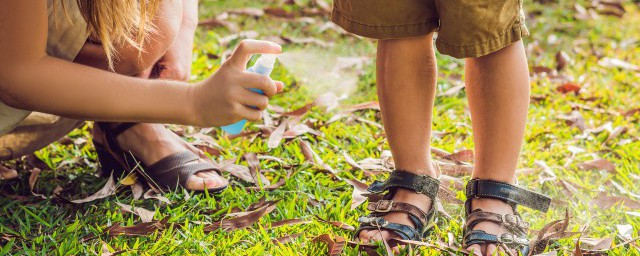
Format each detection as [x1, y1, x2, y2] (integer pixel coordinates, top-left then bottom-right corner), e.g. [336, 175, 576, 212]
[221, 54, 277, 134]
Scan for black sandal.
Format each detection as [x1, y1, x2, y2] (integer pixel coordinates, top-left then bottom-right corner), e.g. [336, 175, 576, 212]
[355, 170, 441, 242]
[93, 122, 228, 193]
[463, 179, 551, 255]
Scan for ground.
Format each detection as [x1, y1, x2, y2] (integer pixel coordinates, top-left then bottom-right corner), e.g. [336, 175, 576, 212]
[1, 0, 639, 255]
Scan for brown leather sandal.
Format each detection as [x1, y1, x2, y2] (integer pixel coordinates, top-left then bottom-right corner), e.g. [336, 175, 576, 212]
[463, 179, 551, 255]
[93, 122, 227, 193]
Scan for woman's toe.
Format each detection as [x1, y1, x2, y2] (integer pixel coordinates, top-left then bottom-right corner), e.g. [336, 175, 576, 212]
[467, 244, 483, 256]
[187, 171, 227, 190]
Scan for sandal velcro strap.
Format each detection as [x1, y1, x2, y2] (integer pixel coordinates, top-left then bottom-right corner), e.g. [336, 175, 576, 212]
[464, 230, 530, 248]
[465, 210, 530, 232]
[356, 216, 420, 240]
[143, 151, 221, 190]
[367, 200, 428, 222]
[368, 171, 440, 199]
[465, 179, 551, 212]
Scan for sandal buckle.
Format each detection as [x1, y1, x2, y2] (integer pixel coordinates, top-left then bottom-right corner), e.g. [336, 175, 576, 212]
[373, 200, 394, 213]
[497, 233, 515, 244]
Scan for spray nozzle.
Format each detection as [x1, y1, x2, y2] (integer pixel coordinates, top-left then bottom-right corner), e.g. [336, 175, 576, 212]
[255, 54, 277, 69]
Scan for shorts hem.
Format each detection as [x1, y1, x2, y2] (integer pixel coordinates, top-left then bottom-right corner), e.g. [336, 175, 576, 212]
[331, 8, 438, 40]
[436, 23, 530, 59]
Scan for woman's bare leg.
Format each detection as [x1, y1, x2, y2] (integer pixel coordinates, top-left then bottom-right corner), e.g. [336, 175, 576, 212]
[464, 41, 530, 255]
[357, 34, 438, 247]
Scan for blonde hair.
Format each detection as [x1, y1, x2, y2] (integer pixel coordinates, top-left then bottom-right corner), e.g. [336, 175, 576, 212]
[73, 0, 160, 70]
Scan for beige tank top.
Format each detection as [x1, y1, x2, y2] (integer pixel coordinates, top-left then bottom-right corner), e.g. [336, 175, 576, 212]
[0, 0, 89, 135]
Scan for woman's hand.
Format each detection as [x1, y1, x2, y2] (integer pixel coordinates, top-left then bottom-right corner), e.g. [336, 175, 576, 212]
[190, 40, 284, 127]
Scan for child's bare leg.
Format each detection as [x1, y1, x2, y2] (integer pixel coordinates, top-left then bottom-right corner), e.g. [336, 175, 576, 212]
[357, 34, 438, 245]
[464, 41, 530, 255]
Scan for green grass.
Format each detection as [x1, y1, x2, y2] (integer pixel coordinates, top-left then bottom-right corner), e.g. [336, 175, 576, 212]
[1, 0, 640, 255]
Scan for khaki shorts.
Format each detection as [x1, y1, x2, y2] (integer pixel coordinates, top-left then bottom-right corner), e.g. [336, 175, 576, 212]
[331, 0, 528, 58]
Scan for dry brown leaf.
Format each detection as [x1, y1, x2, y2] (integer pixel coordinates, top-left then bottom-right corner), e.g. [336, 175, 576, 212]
[227, 8, 265, 17]
[282, 124, 319, 139]
[298, 140, 338, 176]
[264, 7, 296, 18]
[315, 215, 355, 231]
[71, 174, 117, 203]
[312, 234, 346, 256]
[131, 182, 144, 200]
[106, 217, 169, 236]
[346, 179, 370, 210]
[28, 168, 47, 199]
[269, 219, 311, 229]
[437, 184, 463, 205]
[436, 161, 473, 177]
[556, 83, 581, 95]
[268, 119, 289, 149]
[344, 101, 380, 113]
[530, 210, 573, 254]
[220, 161, 269, 186]
[197, 18, 238, 32]
[444, 149, 474, 163]
[580, 237, 613, 250]
[194, 144, 222, 156]
[556, 51, 571, 71]
[598, 57, 639, 71]
[591, 193, 640, 210]
[143, 189, 171, 204]
[272, 233, 302, 244]
[578, 158, 615, 173]
[559, 110, 587, 131]
[605, 126, 628, 143]
[117, 202, 155, 223]
[204, 200, 278, 232]
[281, 103, 314, 117]
[623, 108, 640, 117]
[0, 165, 17, 180]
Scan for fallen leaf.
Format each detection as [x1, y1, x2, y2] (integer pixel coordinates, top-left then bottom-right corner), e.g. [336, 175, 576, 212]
[106, 217, 169, 236]
[598, 57, 640, 71]
[617, 224, 633, 241]
[530, 210, 573, 254]
[345, 179, 370, 210]
[282, 124, 319, 139]
[444, 149, 474, 163]
[312, 234, 346, 256]
[0, 165, 17, 180]
[220, 161, 269, 185]
[556, 51, 572, 71]
[559, 110, 586, 131]
[272, 233, 302, 244]
[556, 83, 581, 95]
[143, 189, 172, 204]
[117, 202, 155, 223]
[344, 101, 380, 113]
[131, 182, 144, 200]
[264, 7, 295, 18]
[243, 153, 270, 186]
[315, 216, 355, 231]
[605, 126, 628, 143]
[268, 119, 289, 149]
[580, 237, 613, 250]
[281, 103, 314, 117]
[204, 200, 279, 232]
[623, 108, 640, 117]
[269, 219, 312, 229]
[435, 161, 473, 177]
[591, 193, 640, 210]
[298, 140, 338, 176]
[227, 8, 264, 17]
[577, 158, 615, 173]
[71, 174, 117, 203]
[28, 168, 47, 199]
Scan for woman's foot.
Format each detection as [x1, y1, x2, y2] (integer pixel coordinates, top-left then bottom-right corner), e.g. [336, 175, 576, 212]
[93, 123, 227, 191]
[465, 198, 516, 256]
[357, 188, 433, 252]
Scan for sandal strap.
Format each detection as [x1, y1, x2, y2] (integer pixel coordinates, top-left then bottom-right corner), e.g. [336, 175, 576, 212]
[144, 151, 220, 189]
[368, 171, 440, 200]
[356, 216, 420, 240]
[465, 179, 550, 213]
[463, 230, 529, 247]
[366, 200, 428, 224]
[464, 209, 529, 235]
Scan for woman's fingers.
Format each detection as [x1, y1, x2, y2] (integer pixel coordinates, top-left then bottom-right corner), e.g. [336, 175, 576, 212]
[240, 72, 278, 97]
[227, 40, 281, 69]
[237, 88, 269, 110]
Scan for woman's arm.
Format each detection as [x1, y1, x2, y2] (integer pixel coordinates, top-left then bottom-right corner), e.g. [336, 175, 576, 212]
[0, 1, 282, 127]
